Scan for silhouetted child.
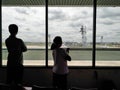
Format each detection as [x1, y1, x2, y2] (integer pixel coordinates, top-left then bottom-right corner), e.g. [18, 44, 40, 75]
[5, 24, 27, 86]
[51, 36, 71, 90]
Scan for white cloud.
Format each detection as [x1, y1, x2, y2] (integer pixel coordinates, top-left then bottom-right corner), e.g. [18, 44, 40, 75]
[2, 7, 120, 43]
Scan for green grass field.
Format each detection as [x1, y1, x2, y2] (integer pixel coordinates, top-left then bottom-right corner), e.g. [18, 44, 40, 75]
[2, 42, 120, 61]
[2, 49, 120, 61]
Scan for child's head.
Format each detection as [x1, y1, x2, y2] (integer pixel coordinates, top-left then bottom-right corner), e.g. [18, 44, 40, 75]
[51, 36, 62, 50]
[8, 24, 18, 36]
[53, 36, 62, 45]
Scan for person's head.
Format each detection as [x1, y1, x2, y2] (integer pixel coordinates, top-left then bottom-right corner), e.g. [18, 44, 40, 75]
[51, 36, 62, 50]
[8, 24, 18, 36]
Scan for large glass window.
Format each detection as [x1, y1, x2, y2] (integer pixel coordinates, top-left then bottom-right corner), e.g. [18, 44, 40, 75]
[2, 7, 45, 66]
[96, 7, 120, 66]
[48, 7, 93, 66]
[2, 1, 120, 67]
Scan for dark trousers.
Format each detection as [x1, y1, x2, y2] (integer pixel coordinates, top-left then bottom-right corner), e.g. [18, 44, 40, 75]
[53, 73, 68, 90]
[6, 65, 24, 85]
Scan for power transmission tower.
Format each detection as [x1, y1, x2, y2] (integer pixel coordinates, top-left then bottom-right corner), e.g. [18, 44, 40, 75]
[80, 25, 87, 47]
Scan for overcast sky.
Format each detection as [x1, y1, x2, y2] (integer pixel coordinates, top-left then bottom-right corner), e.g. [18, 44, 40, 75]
[2, 7, 120, 43]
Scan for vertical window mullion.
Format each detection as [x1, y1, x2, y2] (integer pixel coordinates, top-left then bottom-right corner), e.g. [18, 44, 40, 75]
[92, 0, 97, 68]
[45, 0, 48, 67]
[0, 1, 2, 67]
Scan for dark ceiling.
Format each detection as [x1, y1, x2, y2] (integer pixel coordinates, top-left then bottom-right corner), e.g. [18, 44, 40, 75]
[2, 0, 120, 6]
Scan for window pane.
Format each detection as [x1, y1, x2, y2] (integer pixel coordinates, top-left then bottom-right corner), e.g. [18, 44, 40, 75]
[2, 7, 45, 66]
[96, 7, 120, 66]
[48, 7, 93, 66]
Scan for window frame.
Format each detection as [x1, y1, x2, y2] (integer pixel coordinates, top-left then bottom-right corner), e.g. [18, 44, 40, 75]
[0, 0, 2, 67]
[1, 0, 120, 68]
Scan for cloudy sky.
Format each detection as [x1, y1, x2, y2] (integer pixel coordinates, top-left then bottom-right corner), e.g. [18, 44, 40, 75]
[2, 6, 120, 43]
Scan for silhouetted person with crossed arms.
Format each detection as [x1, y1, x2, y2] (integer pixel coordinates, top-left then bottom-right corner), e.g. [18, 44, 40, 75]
[5, 24, 27, 86]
